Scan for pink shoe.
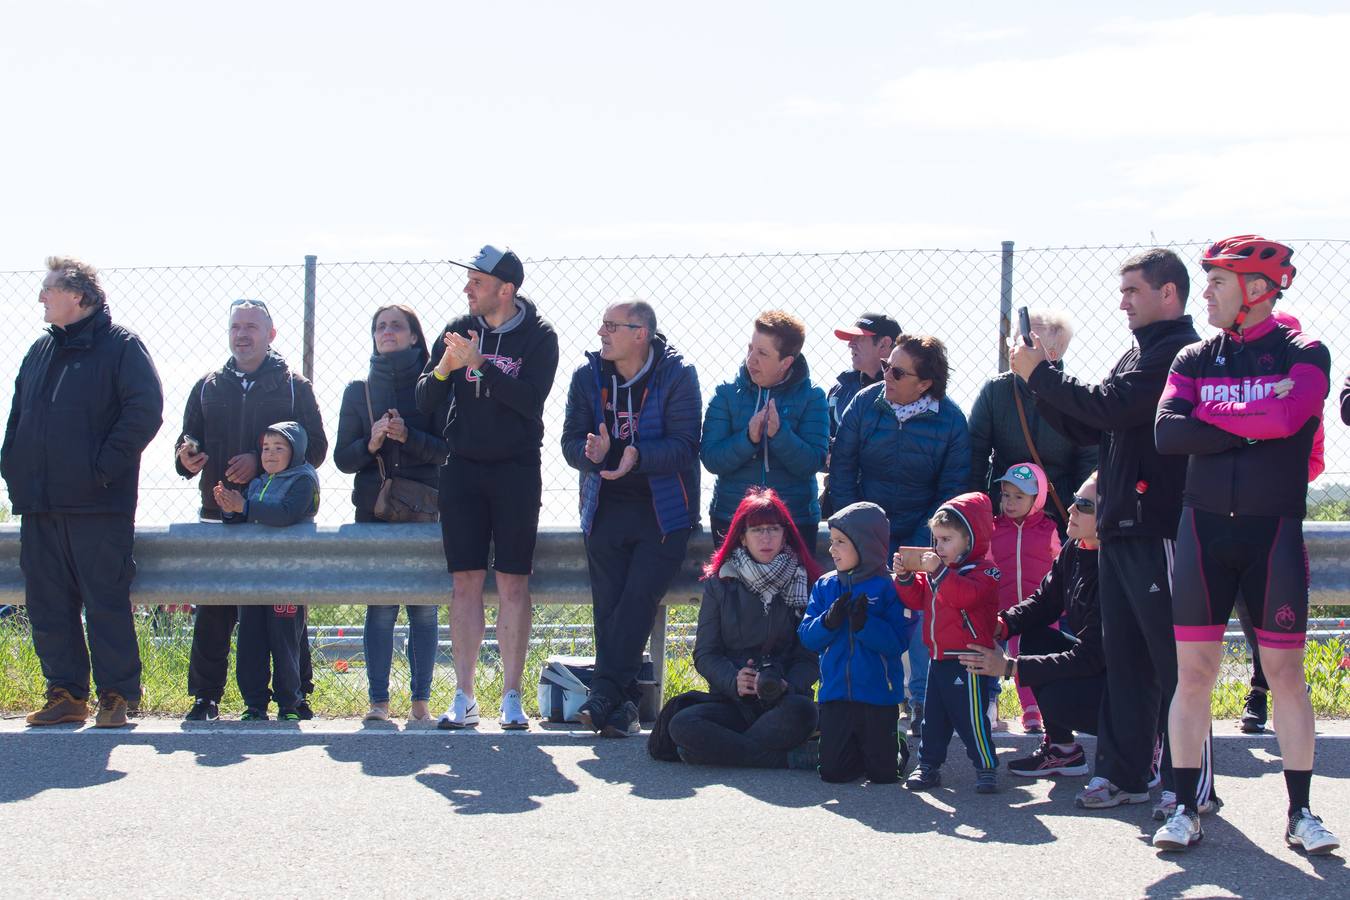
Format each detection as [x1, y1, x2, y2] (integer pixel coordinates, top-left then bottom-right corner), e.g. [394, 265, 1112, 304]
[1022, 706, 1044, 734]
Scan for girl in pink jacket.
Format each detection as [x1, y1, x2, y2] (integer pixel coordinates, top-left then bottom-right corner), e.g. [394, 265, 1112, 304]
[990, 463, 1061, 732]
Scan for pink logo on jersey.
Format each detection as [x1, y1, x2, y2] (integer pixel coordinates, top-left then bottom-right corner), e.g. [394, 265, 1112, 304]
[1258, 353, 1275, 372]
[1275, 604, 1296, 630]
[465, 354, 523, 382]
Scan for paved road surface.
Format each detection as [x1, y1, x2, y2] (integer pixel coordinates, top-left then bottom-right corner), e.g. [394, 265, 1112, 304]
[2, 716, 1347, 898]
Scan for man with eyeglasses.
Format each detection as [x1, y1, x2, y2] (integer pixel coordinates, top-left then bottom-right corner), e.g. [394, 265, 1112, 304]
[561, 300, 700, 736]
[1008, 249, 1215, 817]
[175, 297, 328, 722]
[417, 245, 559, 731]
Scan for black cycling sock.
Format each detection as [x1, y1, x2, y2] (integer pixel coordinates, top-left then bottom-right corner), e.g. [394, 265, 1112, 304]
[1173, 767, 1201, 813]
[1284, 769, 1312, 816]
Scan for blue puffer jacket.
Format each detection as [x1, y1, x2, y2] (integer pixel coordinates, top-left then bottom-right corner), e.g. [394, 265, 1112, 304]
[828, 382, 971, 547]
[700, 354, 829, 525]
[560, 335, 701, 535]
[798, 501, 911, 704]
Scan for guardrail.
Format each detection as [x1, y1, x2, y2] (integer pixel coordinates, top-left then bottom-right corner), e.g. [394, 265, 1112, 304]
[3, 521, 1349, 698]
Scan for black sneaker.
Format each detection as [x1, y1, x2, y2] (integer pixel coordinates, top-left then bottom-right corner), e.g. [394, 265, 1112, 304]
[1240, 688, 1267, 734]
[905, 765, 941, 791]
[295, 698, 314, 721]
[601, 701, 641, 738]
[576, 694, 614, 734]
[184, 698, 219, 722]
[1008, 740, 1089, 777]
[241, 707, 269, 722]
[909, 702, 924, 738]
[277, 708, 301, 722]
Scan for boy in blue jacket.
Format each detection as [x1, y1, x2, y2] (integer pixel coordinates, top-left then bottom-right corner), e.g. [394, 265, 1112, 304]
[799, 501, 912, 783]
[214, 421, 320, 721]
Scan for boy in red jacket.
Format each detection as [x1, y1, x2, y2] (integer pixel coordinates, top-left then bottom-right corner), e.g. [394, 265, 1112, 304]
[990, 463, 1061, 733]
[893, 492, 1002, 793]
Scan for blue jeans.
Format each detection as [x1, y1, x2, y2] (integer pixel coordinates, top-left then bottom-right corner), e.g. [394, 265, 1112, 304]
[364, 605, 439, 703]
[906, 609, 929, 706]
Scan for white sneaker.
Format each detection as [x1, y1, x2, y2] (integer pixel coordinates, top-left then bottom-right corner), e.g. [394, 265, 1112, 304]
[1075, 776, 1150, 809]
[499, 690, 530, 730]
[1152, 790, 1223, 821]
[1153, 807, 1203, 851]
[1287, 808, 1340, 855]
[437, 690, 479, 730]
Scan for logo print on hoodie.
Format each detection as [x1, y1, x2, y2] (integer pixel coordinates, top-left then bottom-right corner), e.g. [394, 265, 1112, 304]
[606, 401, 638, 440]
[465, 354, 523, 382]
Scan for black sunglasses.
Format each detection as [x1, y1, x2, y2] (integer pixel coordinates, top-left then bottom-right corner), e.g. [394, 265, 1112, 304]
[1071, 496, 1096, 513]
[880, 360, 918, 380]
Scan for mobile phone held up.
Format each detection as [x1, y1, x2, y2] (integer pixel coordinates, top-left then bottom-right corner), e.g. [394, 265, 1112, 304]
[1017, 306, 1033, 348]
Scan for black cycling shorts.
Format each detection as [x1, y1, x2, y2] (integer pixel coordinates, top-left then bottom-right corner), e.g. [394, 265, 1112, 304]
[1171, 507, 1308, 650]
[439, 455, 543, 576]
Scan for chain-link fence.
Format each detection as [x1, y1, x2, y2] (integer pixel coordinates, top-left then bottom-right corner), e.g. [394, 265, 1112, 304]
[3, 241, 1349, 717]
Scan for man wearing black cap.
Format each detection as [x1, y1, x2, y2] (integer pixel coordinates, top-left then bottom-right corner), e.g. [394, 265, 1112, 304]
[417, 245, 559, 731]
[822, 313, 900, 519]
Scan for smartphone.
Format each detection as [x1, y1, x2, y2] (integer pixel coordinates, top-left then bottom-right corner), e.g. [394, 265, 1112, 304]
[1017, 306, 1033, 348]
[182, 434, 201, 454]
[895, 546, 929, 571]
[942, 650, 980, 659]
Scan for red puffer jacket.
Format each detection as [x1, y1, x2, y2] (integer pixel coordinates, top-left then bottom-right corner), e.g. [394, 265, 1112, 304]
[990, 463, 1061, 612]
[895, 491, 1001, 656]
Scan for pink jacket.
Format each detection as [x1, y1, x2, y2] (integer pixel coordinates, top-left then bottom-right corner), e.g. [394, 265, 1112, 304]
[990, 463, 1061, 612]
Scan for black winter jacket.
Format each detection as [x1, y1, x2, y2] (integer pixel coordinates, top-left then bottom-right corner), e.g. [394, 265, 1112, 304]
[968, 367, 1098, 528]
[415, 297, 559, 464]
[1027, 317, 1199, 541]
[1000, 540, 1103, 687]
[174, 350, 328, 520]
[694, 570, 819, 703]
[2, 307, 163, 516]
[334, 349, 449, 518]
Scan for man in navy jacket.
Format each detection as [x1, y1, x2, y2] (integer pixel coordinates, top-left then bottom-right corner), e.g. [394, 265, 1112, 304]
[562, 300, 700, 738]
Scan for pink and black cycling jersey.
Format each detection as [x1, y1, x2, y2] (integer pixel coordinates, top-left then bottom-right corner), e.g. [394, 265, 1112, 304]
[1156, 317, 1330, 519]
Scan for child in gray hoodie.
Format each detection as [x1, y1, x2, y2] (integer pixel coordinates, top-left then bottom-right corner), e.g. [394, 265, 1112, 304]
[214, 421, 320, 721]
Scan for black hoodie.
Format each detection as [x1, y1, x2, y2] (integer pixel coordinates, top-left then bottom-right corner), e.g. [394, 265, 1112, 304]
[416, 296, 559, 464]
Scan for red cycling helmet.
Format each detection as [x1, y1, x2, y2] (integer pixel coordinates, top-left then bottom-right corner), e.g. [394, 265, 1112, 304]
[1201, 235, 1296, 333]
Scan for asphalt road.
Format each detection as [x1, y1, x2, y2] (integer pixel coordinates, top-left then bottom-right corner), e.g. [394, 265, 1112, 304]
[2, 716, 1347, 899]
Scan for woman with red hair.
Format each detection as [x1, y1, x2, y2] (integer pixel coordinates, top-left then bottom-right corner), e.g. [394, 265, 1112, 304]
[667, 487, 823, 768]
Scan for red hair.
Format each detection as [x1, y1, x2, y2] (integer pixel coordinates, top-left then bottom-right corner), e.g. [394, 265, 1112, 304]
[702, 487, 823, 583]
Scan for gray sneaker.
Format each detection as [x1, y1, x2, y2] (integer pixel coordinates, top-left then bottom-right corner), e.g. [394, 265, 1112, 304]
[1075, 776, 1150, 809]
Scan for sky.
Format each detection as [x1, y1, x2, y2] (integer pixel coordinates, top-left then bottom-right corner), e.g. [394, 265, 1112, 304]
[3, 1, 1349, 268]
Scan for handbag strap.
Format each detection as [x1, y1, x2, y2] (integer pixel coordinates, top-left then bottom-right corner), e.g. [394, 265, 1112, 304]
[363, 381, 389, 482]
[1011, 377, 1069, 522]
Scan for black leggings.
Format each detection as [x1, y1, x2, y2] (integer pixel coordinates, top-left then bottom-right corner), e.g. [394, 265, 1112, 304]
[668, 695, 818, 768]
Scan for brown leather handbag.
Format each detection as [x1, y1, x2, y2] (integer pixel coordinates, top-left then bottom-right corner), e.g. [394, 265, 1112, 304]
[365, 383, 439, 523]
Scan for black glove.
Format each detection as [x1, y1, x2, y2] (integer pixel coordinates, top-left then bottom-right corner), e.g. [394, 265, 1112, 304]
[755, 670, 786, 706]
[849, 593, 870, 632]
[822, 592, 852, 630]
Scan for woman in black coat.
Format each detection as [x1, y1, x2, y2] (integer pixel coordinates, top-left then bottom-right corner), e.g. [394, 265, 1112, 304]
[667, 487, 822, 768]
[334, 304, 449, 722]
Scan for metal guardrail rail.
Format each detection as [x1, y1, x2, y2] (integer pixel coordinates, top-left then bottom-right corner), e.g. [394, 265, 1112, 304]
[2, 522, 1348, 696]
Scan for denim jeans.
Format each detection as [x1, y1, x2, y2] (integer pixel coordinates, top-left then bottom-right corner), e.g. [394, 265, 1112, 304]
[906, 609, 930, 706]
[364, 604, 439, 703]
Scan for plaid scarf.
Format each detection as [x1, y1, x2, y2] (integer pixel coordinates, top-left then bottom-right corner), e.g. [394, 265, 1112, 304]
[729, 546, 809, 615]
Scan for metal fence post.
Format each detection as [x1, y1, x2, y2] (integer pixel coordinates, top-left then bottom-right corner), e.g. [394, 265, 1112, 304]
[649, 603, 667, 700]
[997, 240, 1014, 373]
[303, 254, 317, 382]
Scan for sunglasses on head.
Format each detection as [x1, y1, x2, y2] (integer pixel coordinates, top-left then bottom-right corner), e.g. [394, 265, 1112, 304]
[1071, 496, 1096, 513]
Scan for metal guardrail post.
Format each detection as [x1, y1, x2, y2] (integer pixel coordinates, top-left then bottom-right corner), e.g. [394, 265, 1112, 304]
[997, 239, 1014, 373]
[649, 603, 667, 699]
[303, 254, 317, 383]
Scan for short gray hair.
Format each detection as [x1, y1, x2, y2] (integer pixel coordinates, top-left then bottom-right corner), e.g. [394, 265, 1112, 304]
[46, 256, 106, 310]
[1029, 309, 1073, 356]
[614, 299, 657, 335]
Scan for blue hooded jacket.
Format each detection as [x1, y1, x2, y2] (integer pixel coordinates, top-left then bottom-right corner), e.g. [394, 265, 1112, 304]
[560, 334, 701, 535]
[225, 420, 320, 526]
[799, 501, 911, 705]
[701, 354, 829, 526]
[828, 381, 970, 547]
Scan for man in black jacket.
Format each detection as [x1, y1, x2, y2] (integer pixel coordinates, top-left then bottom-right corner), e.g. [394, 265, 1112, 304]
[2, 257, 163, 728]
[175, 299, 328, 721]
[417, 245, 559, 731]
[1009, 248, 1215, 817]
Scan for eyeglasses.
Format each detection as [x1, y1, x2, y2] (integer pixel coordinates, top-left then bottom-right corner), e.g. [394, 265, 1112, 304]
[601, 321, 644, 334]
[1071, 496, 1096, 514]
[231, 298, 271, 315]
[880, 360, 918, 380]
[746, 525, 785, 537]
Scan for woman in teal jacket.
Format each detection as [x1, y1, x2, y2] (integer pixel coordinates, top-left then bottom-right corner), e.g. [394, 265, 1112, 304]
[700, 312, 829, 551]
